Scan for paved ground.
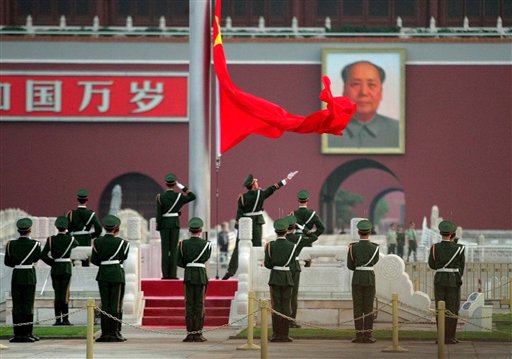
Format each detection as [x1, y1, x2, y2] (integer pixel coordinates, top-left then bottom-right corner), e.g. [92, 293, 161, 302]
[1, 325, 511, 359]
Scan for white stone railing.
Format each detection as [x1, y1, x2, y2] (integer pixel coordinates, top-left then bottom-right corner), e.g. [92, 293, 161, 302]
[1, 15, 509, 38]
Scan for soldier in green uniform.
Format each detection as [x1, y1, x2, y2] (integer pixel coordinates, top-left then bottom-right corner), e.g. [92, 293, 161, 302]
[264, 218, 296, 343]
[156, 173, 196, 279]
[222, 171, 298, 280]
[91, 215, 130, 342]
[284, 214, 318, 328]
[428, 220, 465, 344]
[347, 219, 380, 344]
[177, 217, 212, 342]
[292, 190, 325, 267]
[41, 216, 79, 326]
[4, 218, 42, 343]
[66, 189, 102, 267]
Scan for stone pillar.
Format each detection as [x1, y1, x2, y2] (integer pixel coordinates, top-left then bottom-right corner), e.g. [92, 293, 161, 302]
[229, 217, 252, 326]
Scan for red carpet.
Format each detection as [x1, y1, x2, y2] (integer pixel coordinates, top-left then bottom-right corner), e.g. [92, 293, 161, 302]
[141, 278, 238, 327]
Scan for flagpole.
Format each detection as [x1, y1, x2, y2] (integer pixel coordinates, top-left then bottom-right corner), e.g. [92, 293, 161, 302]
[189, 0, 211, 229]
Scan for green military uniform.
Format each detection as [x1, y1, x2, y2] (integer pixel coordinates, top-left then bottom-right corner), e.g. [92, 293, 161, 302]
[347, 219, 380, 343]
[41, 216, 79, 325]
[293, 190, 325, 267]
[428, 220, 465, 344]
[406, 224, 417, 261]
[386, 225, 397, 254]
[284, 215, 318, 328]
[264, 218, 296, 343]
[224, 174, 286, 278]
[67, 189, 102, 267]
[177, 217, 212, 342]
[156, 173, 196, 279]
[4, 218, 42, 343]
[91, 215, 130, 343]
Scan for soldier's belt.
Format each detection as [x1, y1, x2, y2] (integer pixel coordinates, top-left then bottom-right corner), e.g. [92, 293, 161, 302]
[14, 265, 33, 269]
[71, 230, 91, 235]
[54, 258, 72, 262]
[101, 260, 120, 265]
[295, 257, 300, 260]
[273, 266, 290, 271]
[296, 230, 303, 234]
[186, 263, 206, 268]
[243, 211, 263, 216]
[162, 213, 179, 217]
[355, 266, 374, 271]
[436, 268, 459, 272]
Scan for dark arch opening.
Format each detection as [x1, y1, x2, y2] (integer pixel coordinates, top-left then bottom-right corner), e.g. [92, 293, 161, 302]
[319, 159, 402, 233]
[368, 187, 404, 226]
[99, 173, 163, 221]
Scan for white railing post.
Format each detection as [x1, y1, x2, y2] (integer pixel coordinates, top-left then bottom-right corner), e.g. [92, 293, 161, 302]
[92, 15, 100, 37]
[126, 16, 133, 32]
[429, 16, 437, 34]
[497, 17, 504, 35]
[463, 16, 469, 30]
[258, 16, 265, 31]
[325, 16, 331, 30]
[59, 15, 66, 29]
[26, 15, 34, 35]
[159, 16, 166, 31]
[291, 16, 298, 35]
[226, 16, 232, 30]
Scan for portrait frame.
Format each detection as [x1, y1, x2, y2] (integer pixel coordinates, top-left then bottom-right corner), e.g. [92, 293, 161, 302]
[321, 48, 406, 154]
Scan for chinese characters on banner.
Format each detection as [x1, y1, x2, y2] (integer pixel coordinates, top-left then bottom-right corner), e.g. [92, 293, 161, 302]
[0, 73, 188, 121]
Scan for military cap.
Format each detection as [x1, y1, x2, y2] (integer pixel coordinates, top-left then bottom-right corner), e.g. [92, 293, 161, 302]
[188, 217, 204, 231]
[438, 220, 457, 235]
[297, 190, 310, 201]
[274, 218, 288, 231]
[285, 215, 297, 228]
[165, 173, 177, 184]
[55, 216, 69, 229]
[77, 189, 89, 199]
[16, 218, 32, 230]
[243, 174, 255, 187]
[357, 219, 372, 233]
[102, 214, 121, 230]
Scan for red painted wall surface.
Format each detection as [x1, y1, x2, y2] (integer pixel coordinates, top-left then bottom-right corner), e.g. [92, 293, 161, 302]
[1, 63, 511, 229]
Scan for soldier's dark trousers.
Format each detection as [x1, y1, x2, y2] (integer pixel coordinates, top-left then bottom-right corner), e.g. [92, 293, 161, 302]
[98, 281, 123, 338]
[184, 282, 206, 335]
[269, 285, 292, 339]
[11, 283, 36, 339]
[352, 284, 376, 337]
[159, 227, 180, 279]
[52, 273, 71, 323]
[290, 270, 300, 319]
[434, 284, 460, 340]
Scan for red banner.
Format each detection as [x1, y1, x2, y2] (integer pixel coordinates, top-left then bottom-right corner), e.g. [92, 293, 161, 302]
[0, 73, 188, 121]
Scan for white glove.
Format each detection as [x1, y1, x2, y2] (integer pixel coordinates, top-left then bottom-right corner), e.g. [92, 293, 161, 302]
[287, 170, 299, 180]
[176, 182, 185, 190]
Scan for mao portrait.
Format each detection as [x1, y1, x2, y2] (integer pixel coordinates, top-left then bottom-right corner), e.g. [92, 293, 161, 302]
[322, 49, 405, 154]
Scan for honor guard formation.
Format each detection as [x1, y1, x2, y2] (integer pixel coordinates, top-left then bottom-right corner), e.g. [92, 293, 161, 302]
[4, 172, 466, 346]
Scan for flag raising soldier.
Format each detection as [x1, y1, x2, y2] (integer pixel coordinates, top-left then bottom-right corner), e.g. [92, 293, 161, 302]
[177, 217, 212, 342]
[347, 219, 380, 344]
[222, 171, 298, 280]
[67, 189, 102, 267]
[292, 190, 325, 267]
[428, 220, 465, 344]
[284, 215, 318, 328]
[4, 218, 42, 343]
[91, 215, 130, 342]
[156, 173, 196, 279]
[41, 216, 79, 326]
[264, 218, 296, 343]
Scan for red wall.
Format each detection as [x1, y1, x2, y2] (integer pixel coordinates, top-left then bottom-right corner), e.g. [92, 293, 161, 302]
[1, 63, 511, 229]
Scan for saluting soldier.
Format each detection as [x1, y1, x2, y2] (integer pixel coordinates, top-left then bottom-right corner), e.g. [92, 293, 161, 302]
[222, 171, 298, 280]
[177, 217, 212, 342]
[41, 216, 79, 326]
[4, 218, 42, 343]
[347, 219, 380, 344]
[428, 220, 465, 344]
[91, 215, 130, 342]
[292, 190, 325, 267]
[67, 189, 102, 267]
[284, 214, 318, 328]
[264, 218, 296, 343]
[156, 173, 196, 279]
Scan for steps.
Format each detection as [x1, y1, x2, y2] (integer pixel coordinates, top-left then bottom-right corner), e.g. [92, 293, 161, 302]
[141, 279, 237, 327]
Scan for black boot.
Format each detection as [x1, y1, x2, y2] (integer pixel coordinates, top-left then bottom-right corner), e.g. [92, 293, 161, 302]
[351, 317, 364, 343]
[183, 316, 195, 342]
[27, 314, 40, 341]
[61, 304, 73, 326]
[9, 313, 33, 343]
[281, 317, 293, 342]
[221, 272, 233, 280]
[96, 314, 112, 342]
[270, 315, 279, 342]
[113, 312, 126, 341]
[362, 314, 376, 343]
[53, 303, 62, 326]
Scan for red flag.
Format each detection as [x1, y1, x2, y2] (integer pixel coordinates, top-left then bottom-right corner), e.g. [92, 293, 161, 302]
[213, 1, 355, 154]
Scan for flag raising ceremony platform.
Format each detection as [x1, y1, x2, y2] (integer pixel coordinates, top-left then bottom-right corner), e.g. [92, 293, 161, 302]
[141, 279, 238, 327]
